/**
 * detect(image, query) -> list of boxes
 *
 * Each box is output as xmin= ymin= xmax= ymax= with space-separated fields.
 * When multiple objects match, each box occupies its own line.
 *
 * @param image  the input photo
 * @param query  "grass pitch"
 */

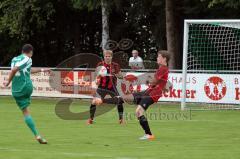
xmin=0 ymin=96 xmax=240 ymax=159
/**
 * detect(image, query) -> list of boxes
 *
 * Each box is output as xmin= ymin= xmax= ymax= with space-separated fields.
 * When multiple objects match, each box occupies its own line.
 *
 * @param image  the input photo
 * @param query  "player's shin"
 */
xmin=90 ymin=104 xmax=96 ymax=120
xmin=117 ymin=97 xmax=124 ymax=120
xmin=117 ymin=104 xmax=124 ymax=120
xmin=138 ymin=115 xmax=152 ymax=135
xmin=136 ymin=106 xmax=152 ymax=135
xmin=24 ymin=115 xmax=39 ymax=136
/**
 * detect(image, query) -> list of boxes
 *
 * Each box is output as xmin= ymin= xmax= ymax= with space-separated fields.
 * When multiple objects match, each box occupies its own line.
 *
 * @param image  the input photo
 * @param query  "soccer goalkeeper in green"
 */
xmin=4 ymin=44 xmax=50 ymax=144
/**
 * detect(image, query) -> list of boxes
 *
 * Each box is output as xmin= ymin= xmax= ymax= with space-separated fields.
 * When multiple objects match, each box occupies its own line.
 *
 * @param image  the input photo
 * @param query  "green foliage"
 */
xmin=206 ymin=0 xmax=240 ymax=8
xmin=117 ymin=0 xmax=165 ymax=60
xmin=71 ymin=0 xmax=124 ymax=14
xmin=0 ymin=0 xmax=55 ymax=39
xmin=1 ymin=0 xmax=240 ymax=67
xmin=71 ymin=0 xmax=101 ymax=11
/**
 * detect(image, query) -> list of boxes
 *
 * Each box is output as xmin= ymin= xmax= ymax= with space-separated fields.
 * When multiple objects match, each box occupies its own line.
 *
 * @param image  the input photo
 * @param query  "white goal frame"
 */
xmin=181 ymin=19 xmax=240 ymax=110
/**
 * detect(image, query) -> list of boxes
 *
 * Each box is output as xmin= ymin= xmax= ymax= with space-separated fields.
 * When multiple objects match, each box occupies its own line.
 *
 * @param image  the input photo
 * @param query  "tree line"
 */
xmin=0 ymin=0 xmax=239 ymax=69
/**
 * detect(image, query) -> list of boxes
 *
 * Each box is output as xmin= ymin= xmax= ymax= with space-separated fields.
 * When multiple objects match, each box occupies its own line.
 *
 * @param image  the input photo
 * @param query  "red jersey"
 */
xmin=97 ymin=61 xmax=120 ymax=89
xmin=146 ymin=65 xmax=169 ymax=102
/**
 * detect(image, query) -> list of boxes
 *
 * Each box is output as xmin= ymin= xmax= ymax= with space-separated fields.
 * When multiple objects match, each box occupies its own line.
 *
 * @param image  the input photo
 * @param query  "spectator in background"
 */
xmin=129 ymin=50 xmax=144 ymax=70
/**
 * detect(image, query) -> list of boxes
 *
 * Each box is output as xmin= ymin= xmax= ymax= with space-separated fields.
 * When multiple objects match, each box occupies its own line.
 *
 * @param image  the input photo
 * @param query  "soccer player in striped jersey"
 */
xmin=121 ymin=50 xmax=170 ymax=140
xmin=87 ymin=50 xmax=124 ymax=124
xmin=4 ymin=44 xmax=50 ymax=144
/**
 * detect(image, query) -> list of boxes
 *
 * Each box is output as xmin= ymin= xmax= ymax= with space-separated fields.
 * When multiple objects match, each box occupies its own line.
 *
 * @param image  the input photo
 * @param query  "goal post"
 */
xmin=181 ymin=19 xmax=240 ymax=110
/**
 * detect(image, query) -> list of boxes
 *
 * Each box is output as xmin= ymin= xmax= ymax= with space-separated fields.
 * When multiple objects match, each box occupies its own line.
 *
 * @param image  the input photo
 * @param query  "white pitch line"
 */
xmin=0 ymin=147 xmax=114 ymax=158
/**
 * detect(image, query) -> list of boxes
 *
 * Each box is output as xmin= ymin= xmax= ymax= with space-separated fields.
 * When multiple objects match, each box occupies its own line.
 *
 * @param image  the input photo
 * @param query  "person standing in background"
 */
xmin=129 ymin=50 xmax=144 ymax=70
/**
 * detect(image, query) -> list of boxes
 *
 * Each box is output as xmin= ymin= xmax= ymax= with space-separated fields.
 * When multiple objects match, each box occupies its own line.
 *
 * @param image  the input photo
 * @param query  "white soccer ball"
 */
xmin=96 ymin=66 xmax=107 ymax=77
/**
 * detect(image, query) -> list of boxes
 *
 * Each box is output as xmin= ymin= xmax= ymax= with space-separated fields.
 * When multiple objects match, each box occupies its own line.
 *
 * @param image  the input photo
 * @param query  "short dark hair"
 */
xmin=22 ymin=44 xmax=33 ymax=53
xmin=158 ymin=50 xmax=171 ymax=63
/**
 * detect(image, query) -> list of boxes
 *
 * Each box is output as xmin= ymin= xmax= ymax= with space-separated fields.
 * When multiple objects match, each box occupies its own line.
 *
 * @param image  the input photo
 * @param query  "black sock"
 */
xmin=138 ymin=115 xmax=152 ymax=135
xmin=117 ymin=104 xmax=124 ymax=120
xmin=90 ymin=104 xmax=96 ymax=120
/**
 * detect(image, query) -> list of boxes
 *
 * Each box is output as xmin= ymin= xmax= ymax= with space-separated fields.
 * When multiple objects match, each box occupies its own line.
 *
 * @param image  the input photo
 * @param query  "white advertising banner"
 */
xmin=119 ymin=72 xmax=240 ymax=104
xmin=0 ymin=70 xmax=239 ymax=104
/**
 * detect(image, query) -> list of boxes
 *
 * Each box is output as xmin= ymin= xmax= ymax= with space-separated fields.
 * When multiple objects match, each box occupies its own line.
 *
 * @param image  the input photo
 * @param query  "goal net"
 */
xmin=181 ymin=20 xmax=240 ymax=110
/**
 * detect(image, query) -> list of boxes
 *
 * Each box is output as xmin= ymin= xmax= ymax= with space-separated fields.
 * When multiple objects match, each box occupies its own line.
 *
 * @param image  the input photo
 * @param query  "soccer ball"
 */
xmin=96 ymin=66 xmax=107 ymax=77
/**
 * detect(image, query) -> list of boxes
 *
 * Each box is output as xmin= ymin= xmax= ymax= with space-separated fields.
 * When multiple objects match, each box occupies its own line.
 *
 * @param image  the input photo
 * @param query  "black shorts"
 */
xmin=95 ymin=87 xmax=123 ymax=105
xmin=95 ymin=86 xmax=119 ymax=99
xmin=133 ymin=91 xmax=154 ymax=110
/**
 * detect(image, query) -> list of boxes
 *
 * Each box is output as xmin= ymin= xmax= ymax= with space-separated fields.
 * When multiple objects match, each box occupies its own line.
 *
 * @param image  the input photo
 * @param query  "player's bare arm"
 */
xmin=148 ymin=76 xmax=158 ymax=86
xmin=4 ymin=66 xmax=19 ymax=87
xmin=151 ymin=77 xmax=172 ymax=92
xmin=146 ymin=75 xmax=162 ymax=86
xmin=146 ymin=68 xmax=171 ymax=92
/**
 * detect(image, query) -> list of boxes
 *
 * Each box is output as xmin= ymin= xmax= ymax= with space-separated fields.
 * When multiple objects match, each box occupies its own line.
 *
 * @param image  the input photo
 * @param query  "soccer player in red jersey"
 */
xmin=87 ymin=50 xmax=124 ymax=124
xmin=122 ymin=50 xmax=171 ymax=140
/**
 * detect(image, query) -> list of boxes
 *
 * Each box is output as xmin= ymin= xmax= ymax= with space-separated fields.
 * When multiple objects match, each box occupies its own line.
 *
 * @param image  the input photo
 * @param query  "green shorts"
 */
xmin=12 ymin=84 xmax=33 ymax=110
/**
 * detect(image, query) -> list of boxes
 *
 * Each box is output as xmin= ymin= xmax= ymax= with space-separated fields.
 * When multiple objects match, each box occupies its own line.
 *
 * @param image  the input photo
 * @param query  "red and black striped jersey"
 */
xmin=97 ymin=61 xmax=121 ymax=89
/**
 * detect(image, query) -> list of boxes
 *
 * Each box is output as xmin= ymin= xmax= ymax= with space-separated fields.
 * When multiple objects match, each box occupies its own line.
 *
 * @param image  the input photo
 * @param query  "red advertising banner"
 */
xmin=78 ymin=71 xmax=94 ymax=95
xmin=61 ymin=71 xmax=74 ymax=94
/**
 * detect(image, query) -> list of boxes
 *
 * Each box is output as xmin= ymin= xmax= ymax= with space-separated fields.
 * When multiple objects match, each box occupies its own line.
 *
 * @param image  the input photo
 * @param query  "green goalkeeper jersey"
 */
xmin=11 ymin=54 xmax=32 ymax=93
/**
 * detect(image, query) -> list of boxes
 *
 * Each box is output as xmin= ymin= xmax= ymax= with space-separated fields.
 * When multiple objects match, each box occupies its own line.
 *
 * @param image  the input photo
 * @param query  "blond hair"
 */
xmin=103 ymin=50 xmax=113 ymax=56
